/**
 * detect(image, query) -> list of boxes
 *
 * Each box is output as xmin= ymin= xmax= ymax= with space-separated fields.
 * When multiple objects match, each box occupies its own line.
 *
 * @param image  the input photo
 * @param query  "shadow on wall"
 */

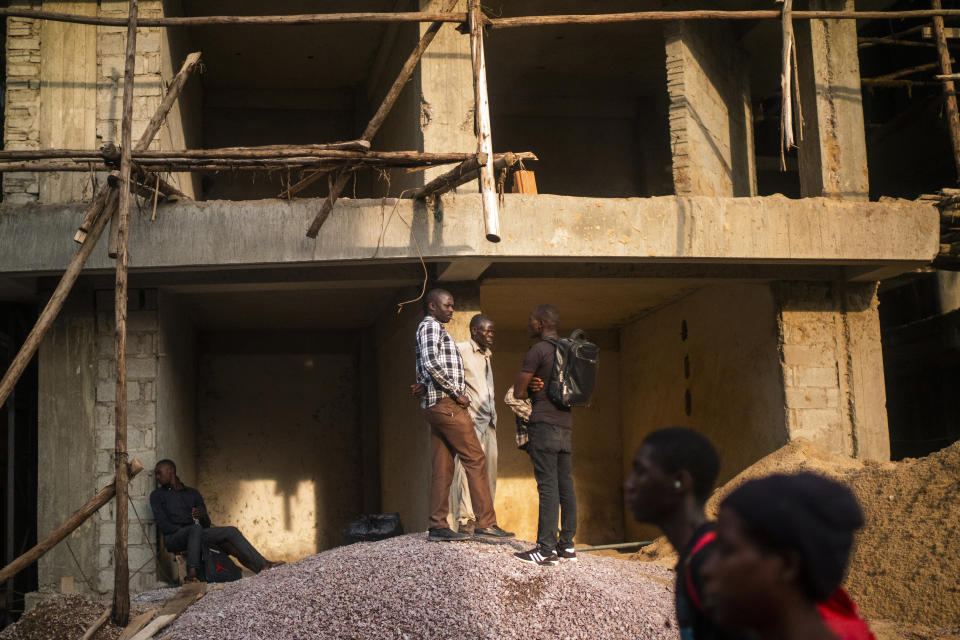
xmin=193 ymin=331 xmax=365 ymax=562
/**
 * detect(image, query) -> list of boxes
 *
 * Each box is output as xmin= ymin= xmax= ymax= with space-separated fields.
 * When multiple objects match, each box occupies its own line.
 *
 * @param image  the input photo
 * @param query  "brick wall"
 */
xmin=776 ymin=282 xmax=890 ymax=461
xmin=93 ymin=288 xmax=160 ymax=593
xmin=3 ymin=1 xmax=42 ymax=204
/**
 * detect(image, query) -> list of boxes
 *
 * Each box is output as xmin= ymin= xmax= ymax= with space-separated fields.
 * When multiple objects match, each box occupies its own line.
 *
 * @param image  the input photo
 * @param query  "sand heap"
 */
xmin=635 ymin=438 xmax=960 ymax=628
xmin=165 ymin=535 xmax=678 ymax=640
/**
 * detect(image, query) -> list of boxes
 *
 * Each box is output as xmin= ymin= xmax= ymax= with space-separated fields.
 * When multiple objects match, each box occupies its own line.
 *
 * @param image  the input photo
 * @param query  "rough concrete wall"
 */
xmin=795 ymin=0 xmax=869 ymax=199
xmin=775 ymin=282 xmax=890 ymax=461
xmin=493 ymin=330 xmax=623 ymax=545
xmin=158 ymin=0 xmax=200 ymax=199
xmin=155 ymin=292 xmax=196 ymax=490
xmin=620 ymin=284 xmax=787 ymax=542
xmin=666 ymin=21 xmax=756 ymax=197
xmin=374 ymin=303 xmax=431 ymax=530
xmin=38 ymin=1 xmax=97 ymax=203
xmin=92 ymin=288 xmax=160 ymax=593
xmin=3 ymin=2 xmax=42 ymax=204
xmin=196 ymin=332 xmax=363 ymax=560
xmin=938 ymin=271 xmax=960 ymax=315
xmin=36 ymin=293 xmax=98 ymax=593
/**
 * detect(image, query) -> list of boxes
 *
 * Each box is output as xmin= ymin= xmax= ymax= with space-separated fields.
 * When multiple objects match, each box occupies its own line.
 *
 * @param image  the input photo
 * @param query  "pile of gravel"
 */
xmin=165 ymin=534 xmax=678 ymax=640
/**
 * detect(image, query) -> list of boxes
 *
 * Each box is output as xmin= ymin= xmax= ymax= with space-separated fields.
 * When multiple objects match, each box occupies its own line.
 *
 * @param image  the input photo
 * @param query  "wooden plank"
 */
xmin=126 ymin=583 xmax=206 ymax=640
xmin=511 ymin=170 xmax=538 ymax=194
xmin=0 ymin=459 xmax=143 ymax=585
xmin=80 ymin=607 xmax=112 ymax=640
xmin=469 ymin=0 xmax=500 ymax=242
xmin=923 ymin=26 xmax=960 ymax=39
xmin=118 ymin=610 xmax=157 ymax=640
xmin=112 ymin=0 xmax=138 ymax=627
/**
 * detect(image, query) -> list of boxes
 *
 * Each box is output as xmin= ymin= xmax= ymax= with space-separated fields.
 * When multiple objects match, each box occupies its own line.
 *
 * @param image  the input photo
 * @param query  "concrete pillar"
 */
xmin=665 ymin=21 xmax=757 ymax=197
xmin=795 ymin=0 xmax=869 ymax=199
xmin=775 ymin=282 xmax=890 ymax=461
xmin=418 ymin=0 xmax=475 ymax=187
xmin=4 ymin=3 xmax=43 ymax=204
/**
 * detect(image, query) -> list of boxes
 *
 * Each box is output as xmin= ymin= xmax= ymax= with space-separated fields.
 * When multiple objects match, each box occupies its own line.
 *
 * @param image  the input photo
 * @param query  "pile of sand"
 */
xmin=165 ymin=535 xmax=679 ymax=640
xmin=0 ymin=594 xmax=120 ymax=640
xmin=634 ymin=438 xmax=960 ymax=628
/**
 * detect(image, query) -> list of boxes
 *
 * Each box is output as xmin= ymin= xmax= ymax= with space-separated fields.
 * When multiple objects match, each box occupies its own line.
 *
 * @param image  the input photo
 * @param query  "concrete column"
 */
xmin=4 ymin=2 xmax=42 ymax=204
xmin=775 ymin=282 xmax=890 ymax=461
xmin=795 ymin=0 xmax=869 ymax=199
xmin=665 ymin=21 xmax=757 ymax=197
xmin=418 ymin=0 xmax=475 ymax=187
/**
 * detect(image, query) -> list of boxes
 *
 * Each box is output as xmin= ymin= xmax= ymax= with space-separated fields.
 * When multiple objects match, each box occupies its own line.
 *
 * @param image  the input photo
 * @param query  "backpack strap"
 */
xmin=684 ymin=529 xmax=717 ymax=614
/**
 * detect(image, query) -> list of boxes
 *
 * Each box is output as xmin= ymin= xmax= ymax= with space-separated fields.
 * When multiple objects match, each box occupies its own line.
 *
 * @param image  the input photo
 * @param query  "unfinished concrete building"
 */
xmin=0 ymin=0 xmax=954 ymax=612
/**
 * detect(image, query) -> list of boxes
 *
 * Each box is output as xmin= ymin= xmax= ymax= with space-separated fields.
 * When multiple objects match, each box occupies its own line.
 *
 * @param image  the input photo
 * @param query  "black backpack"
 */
xmin=545 ymin=330 xmax=599 ymax=408
xmin=202 ymin=547 xmax=242 ymax=583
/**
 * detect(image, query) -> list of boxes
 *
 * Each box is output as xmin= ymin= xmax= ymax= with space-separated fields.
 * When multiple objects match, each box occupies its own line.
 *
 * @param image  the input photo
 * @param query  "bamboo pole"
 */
xmin=487 ymin=9 xmax=960 ymax=28
xmin=112 ymin=0 xmax=137 ymax=627
xmin=134 ymin=52 xmax=201 ymax=153
xmin=0 ymin=8 xmax=466 ymax=27
xmin=0 ymin=459 xmax=143 ymax=585
xmin=305 ymin=0 xmax=459 ymax=238
xmin=933 ymin=0 xmax=960 ymax=183
xmin=0 ymin=190 xmax=115 ymax=408
xmin=469 ymin=0 xmax=500 ymax=242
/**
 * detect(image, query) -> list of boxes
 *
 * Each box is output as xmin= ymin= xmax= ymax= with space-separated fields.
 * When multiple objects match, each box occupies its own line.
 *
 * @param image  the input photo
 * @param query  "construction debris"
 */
xmin=0 ymin=595 xmax=122 ymax=640
xmin=164 ymin=534 xmax=678 ymax=640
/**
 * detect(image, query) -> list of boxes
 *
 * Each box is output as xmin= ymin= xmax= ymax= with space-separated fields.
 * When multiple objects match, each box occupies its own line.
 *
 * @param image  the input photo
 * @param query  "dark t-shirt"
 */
xmin=521 ymin=339 xmax=572 ymax=429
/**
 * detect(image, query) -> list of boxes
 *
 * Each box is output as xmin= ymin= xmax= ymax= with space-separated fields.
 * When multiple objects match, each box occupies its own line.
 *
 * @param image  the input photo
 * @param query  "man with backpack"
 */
xmin=511 ymin=304 xmax=578 ymax=565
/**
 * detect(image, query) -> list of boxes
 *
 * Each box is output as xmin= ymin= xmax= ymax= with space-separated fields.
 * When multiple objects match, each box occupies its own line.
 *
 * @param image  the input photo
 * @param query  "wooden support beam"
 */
xmin=469 ymin=0 xmax=499 ymax=243
xmin=305 ymin=0 xmax=459 ymax=238
xmin=0 ymin=459 xmax=143 ymax=585
xmin=0 ymin=189 xmax=115 ymax=409
xmin=112 ymin=0 xmax=137 ymax=627
xmin=81 ymin=607 xmax=112 ymax=640
xmin=133 ymin=51 xmax=201 ymax=153
xmin=74 ymin=183 xmax=115 ymax=244
xmin=0 ymin=8 xmax=467 ymax=27
xmin=405 ymin=151 xmax=537 ymax=199
xmin=933 ymin=0 xmax=960 ymax=184
xmin=859 ymin=36 xmax=937 ymax=49
xmin=869 ymin=59 xmax=950 ymax=82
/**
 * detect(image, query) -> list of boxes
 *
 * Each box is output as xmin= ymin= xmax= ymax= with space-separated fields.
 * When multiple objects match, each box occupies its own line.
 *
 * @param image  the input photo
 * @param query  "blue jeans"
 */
xmin=526 ymin=422 xmax=577 ymax=550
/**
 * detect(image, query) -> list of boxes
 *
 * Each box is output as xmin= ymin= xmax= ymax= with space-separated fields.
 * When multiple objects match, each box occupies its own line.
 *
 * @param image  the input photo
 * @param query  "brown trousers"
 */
xmin=424 ymin=397 xmax=496 ymax=530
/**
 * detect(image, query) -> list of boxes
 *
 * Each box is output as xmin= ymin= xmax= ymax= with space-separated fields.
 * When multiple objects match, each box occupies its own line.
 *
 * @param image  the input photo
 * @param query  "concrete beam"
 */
xmin=0 ymin=193 xmax=939 ymax=277
xmin=436 ymin=258 xmax=491 ymax=282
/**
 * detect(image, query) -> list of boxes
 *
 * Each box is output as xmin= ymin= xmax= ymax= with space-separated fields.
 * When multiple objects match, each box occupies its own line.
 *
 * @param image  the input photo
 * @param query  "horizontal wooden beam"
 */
xmin=0 ymin=8 xmax=466 ymax=27
xmin=487 ymin=9 xmax=960 ymax=28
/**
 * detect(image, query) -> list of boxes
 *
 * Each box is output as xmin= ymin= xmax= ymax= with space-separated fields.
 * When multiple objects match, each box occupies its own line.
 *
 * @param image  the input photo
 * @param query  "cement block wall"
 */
xmin=619 ymin=284 xmax=787 ymax=541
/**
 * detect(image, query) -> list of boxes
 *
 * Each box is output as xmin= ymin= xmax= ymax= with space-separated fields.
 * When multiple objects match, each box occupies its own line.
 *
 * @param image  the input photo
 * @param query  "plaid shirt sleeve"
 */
xmin=416 ymin=318 xmax=464 ymax=400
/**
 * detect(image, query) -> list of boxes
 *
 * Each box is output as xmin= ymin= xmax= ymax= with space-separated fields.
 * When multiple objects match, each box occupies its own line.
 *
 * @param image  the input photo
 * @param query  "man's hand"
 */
xmin=455 ymin=394 xmax=471 ymax=408
xmin=191 ymin=507 xmax=203 ymax=519
xmin=528 ymin=377 xmax=544 ymax=393
xmin=410 ymin=383 xmax=426 ymax=398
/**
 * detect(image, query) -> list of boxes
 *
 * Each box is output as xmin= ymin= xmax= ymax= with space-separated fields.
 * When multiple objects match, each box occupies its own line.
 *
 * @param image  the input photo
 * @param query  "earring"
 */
xmin=674 ymin=481 xmax=682 ymax=489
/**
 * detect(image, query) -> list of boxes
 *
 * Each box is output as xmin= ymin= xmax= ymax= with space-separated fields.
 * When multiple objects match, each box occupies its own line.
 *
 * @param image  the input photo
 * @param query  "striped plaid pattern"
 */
xmin=415 ymin=315 xmax=465 ymax=409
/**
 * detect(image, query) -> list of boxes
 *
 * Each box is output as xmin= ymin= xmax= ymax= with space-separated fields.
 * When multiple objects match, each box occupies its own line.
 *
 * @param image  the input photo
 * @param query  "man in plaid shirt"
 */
xmin=415 ymin=289 xmax=514 ymax=542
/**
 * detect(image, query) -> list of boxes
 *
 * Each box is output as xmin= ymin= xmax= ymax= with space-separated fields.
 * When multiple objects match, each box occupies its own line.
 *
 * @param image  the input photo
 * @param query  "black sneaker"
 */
xmin=556 ymin=546 xmax=577 ymax=563
xmin=514 ymin=547 xmax=559 ymax=566
xmin=427 ymin=527 xmax=471 ymax=542
xmin=474 ymin=525 xmax=515 ymax=539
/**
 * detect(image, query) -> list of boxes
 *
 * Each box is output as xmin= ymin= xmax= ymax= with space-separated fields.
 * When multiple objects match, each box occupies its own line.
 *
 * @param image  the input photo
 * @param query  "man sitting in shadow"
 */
xmin=149 ymin=458 xmax=283 ymax=582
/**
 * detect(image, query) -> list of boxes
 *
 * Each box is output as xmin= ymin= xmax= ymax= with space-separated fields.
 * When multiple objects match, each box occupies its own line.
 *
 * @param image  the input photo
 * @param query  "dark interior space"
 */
xmin=857 ymin=0 xmax=960 ymax=200
xmin=0 ymin=303 xmax=39 ymax=627
xmin=485 ymin=0 xmax=673 ymax=198
xmin=879 ymin=274 xmax=960 ymax=460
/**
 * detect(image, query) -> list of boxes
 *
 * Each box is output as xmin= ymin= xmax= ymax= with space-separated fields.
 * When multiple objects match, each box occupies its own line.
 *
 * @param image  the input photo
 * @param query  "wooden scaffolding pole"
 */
xmin=406 ymin=151 xmax=537 ymax=200
xmin=0 ymin=8 xmax=466 ymax=27
xmin=0 ymin=459 xmax=143 ymax=586
xmin=134 ymin=51 xmax=201 ymax=153
xmin=0 ymin=191 xmax=115 ymax=410
xmin=305 ymin=0 xmax=459 ymax=238
xmin=112 ymin=0 xmax=137 ymax=627
xmin=932 ymin=0 xmax=960 ymax=183
xmin=469 ymin=0 xmax=499 ymax=242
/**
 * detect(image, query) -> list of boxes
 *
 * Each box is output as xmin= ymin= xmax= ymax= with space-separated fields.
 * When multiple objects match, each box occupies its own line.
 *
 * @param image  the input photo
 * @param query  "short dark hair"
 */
xmin=641 ymin=427 xmax=720 ymax=503
xmin=470 ymin=314 xmax=493 ymax=331
xmin=423 ymin=288 xmax=451 ymax=313
xmin=722 ymin=473 xmax=864 ymax=600
xmin=532 ymin=304 xmax=559 ymax=327
xmin=155 ymin=459 xmax=176 ymax=472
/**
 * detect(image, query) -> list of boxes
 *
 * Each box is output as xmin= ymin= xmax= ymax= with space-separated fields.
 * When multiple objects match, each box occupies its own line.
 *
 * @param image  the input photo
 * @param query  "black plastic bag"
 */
xmin=342 ymin=513 xmax=404 ymax=545
xmin=202 ymin=547 xmax=243 ymax=582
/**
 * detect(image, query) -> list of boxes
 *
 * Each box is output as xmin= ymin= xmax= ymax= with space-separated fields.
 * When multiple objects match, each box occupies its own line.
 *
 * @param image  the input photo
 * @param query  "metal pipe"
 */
xmin=577 ymin=541 xmax=654 ymax=553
